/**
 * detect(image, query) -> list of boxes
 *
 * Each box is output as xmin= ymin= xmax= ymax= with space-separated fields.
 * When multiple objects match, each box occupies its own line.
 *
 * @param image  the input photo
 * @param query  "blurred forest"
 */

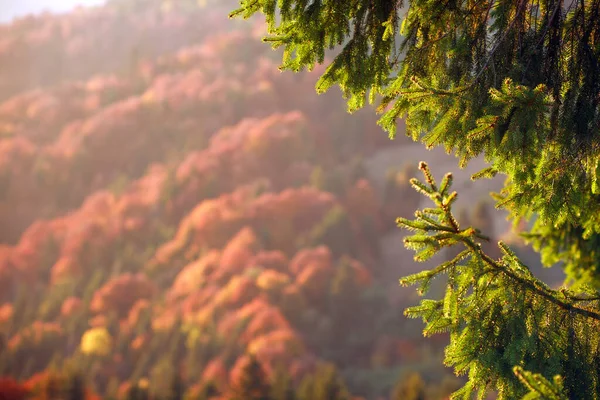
xmin=0 ymin=0 xmax=548 ymax=399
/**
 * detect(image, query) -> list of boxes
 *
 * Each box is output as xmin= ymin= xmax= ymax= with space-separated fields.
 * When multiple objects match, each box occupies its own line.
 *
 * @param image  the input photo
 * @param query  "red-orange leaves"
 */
xmin=296 ymin=261 xmax=335 ymax=304
xmin=0 ymin=303 xmax=12 ymax=327
xmin=8 ymin=322 xmax=66 ymax=376
xmin=0 ymin=377 xmax=29 ymax=400
xmin=213 ymin=276 xmax=259 ymax=310
xmin=249 ymin=250 xmax=289 ymax=273
xmin=241 ymin=307 xmax=291 ymax=343
xmin=90 ymin=273 xmax=156 ymax=319
xmin=201 ymin=358 xmax=228 ymax=391
xmin=60 ymin=296 xmax=82 ymax=318
xmin=169 ymin=250 xmax=221 ymax=301
xmin=215 ymin=228 xmax=260 ymax=282
xmin=289 ymin=246 xmax=332 ymax=276
xmin=345 ymin=258 xmax=373 ymax=288
xmin=255 ymin=269 xmax=290 ymax=293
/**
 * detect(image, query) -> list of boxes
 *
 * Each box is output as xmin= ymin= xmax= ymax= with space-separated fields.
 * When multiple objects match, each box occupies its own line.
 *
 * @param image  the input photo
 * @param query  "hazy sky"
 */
xmin=1 ymin=0 xmax=106 ymax=23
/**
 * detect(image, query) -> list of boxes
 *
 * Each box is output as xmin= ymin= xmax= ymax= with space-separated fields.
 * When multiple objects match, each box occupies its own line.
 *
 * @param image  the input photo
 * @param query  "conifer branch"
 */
xmin=398 ymin=162 xmax=600 ymax=398
xmin=400 ymin=162 xmax=600 ymax=322
xmin=475 ymin=247 xmax=600 ymax=322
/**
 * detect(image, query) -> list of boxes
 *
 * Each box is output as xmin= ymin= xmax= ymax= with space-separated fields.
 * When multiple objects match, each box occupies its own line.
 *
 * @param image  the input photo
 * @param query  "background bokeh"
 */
xmin=0 ymin=1 xmax=557 ymax=399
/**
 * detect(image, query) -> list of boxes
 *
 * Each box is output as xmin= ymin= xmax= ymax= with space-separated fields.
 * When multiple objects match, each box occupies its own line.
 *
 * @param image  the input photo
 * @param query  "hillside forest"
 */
xmin=0 ymin=0 xmax=549 ymax=399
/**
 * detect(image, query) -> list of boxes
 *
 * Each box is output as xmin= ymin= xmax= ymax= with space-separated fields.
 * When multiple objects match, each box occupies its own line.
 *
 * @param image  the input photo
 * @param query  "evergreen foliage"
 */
xmin=230 ymin=0 xmax=600 ymax=398
xmin=391 ymin=371 xmax=425 ymax=400
xmin=195 ymin=381 xmax=220 ymax=400
xmin=398 ymin=163 xmax=600 ymax=399
xmin=313 ymin=363 xmax=352 ymax=400
xmin=229 ymin=355 xmax=272 ymax=400
xmin=0 ymin=1 xmax=466 ymax=398
xmin=127 ymin=380 xmax=150 ymax=400
xmin=65 ymin=372 xmax=86 ymax=400
xmin=270 ymin=367 xmax=297 ymax=400
xmin=167 ymin=370 xmax=185 ymax=400
xmin=302 ymin=205 xmax=355 ymax=257
xmin=296 ymin=373 xmax=315 ymax=400
xmin=330 ymin=257 xmax=361 ymax=325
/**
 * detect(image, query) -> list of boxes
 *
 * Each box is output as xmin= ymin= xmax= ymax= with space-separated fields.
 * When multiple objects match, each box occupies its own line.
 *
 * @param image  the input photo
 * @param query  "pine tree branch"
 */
xmin=398 ymin=162 xmax=600 ymax=397
xmin=474 ymin=246 xmax=600 ymax=322
xmin=403 ymin=162 xmax=600 ymax=322
xmin=470 ymin=0 xmax=530 ymax=85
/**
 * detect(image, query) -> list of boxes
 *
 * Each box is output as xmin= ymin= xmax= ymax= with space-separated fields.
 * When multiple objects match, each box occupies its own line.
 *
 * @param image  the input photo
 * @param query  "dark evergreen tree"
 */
xmin=196 ymin=380 xmax=219 ymax=400
xmin=231 ymin=0 xmax=600 ymax=398
xmin=302 ymin=205 xmax=356 ymax=258
xmin=167 ymin=370 xmax=184 ymax=400
xmin=311 ymin=364 xmax=351 ymax=400
xmin=40 ymin=373 xmax=64 ymax=400
xmin=309 ymin=166 xmax=326 ymax=191
xmin=330 ymin=257 xmax=361 ymax=327
xmin=270 ymin=367 xmax=297 ymax=400
xmin=327 ymin=258 xmax=370 ymax=364
xmin=65 ymin=372 xmax=86 ymax=400
xmin=391 ymin=372 xmax=426 ymax=400
xmin=126 ymin=381 xmax=149 ymax=400
xmin=229 ymin=355 xmax=272 ymax=400
xmin=295 ymin=374 xmax=315 ymax=400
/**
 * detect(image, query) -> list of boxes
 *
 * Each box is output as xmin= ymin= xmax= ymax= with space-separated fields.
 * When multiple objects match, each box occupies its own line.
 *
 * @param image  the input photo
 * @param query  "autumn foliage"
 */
xmin=0 ymin=1 xmax=467 ymax=399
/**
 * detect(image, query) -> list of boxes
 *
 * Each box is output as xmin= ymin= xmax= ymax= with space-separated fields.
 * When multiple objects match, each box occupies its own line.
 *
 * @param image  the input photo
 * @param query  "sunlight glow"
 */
xmin=1 ymin=0 xmax=107 ymax=23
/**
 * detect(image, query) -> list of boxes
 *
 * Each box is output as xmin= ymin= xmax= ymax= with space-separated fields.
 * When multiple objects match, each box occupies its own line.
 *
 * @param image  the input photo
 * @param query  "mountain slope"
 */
xmin=0 ymin=1 xmax=512 ymax=399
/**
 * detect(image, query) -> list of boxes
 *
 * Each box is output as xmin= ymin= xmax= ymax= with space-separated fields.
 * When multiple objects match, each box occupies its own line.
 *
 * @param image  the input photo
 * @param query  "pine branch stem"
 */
xmin=472 ymin=244 xmax=600 ymax=321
